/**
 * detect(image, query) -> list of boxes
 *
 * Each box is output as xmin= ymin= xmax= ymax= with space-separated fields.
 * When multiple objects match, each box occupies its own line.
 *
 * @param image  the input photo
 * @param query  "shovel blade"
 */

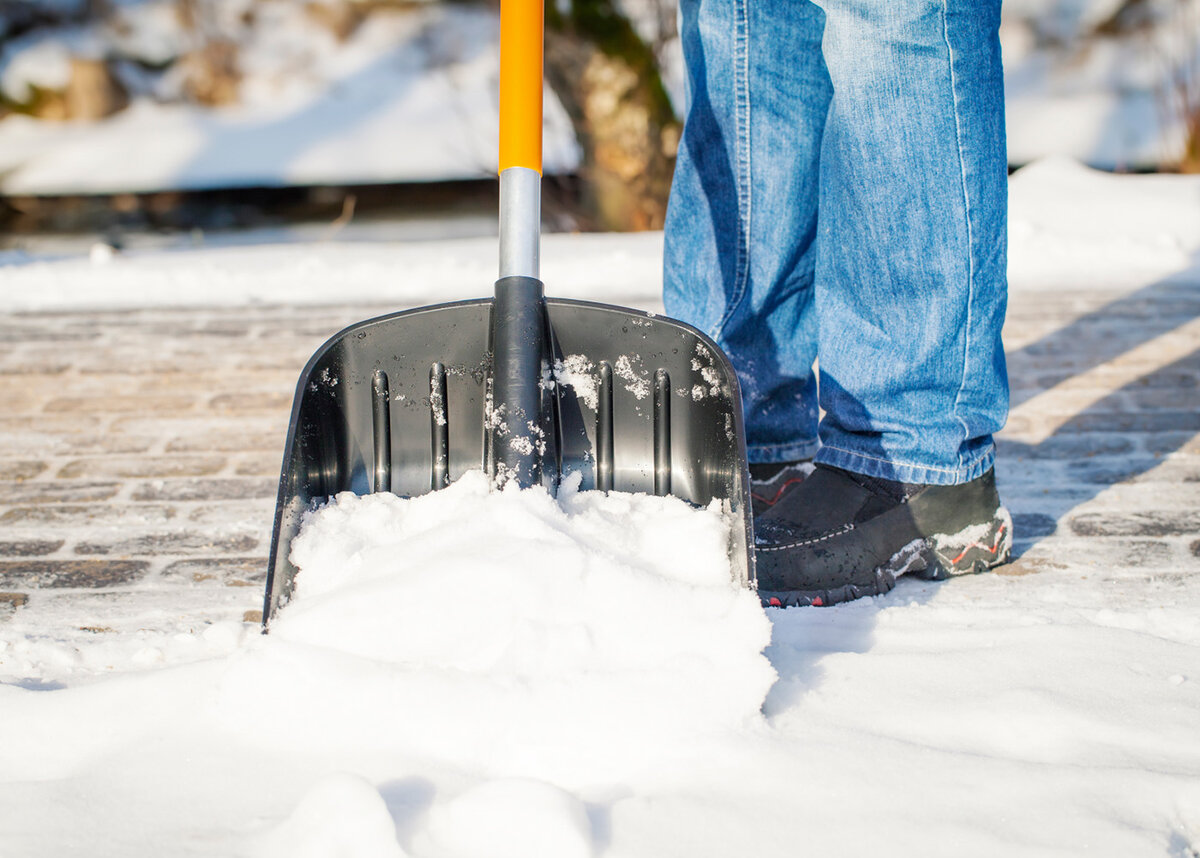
xmin=263 ymin=298 xmax=754 ymax=623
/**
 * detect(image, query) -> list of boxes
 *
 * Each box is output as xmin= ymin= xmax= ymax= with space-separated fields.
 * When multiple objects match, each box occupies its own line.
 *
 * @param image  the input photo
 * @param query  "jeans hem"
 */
xmin=747 ymin=439 xmax=820 ymax=465
xmin=814 ymin=443 xmax=995 ymax=486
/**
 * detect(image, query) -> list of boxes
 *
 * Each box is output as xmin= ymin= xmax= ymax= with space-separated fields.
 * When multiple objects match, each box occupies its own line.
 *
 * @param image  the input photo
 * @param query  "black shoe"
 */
xmin=754 ymin=464 xmax=1012 ymax=608
xmin=749 ymin=460 xmax=814 ymax=517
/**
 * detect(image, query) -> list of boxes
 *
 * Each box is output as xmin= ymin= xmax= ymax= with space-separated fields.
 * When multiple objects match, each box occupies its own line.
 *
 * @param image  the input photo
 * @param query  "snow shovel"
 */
xmin=261 ymin=0 xmax=755 ymax=626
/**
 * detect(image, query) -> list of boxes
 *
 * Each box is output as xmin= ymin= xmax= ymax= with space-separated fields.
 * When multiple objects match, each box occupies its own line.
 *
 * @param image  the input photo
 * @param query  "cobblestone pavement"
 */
xmin=0 ymin=280 xmax=1198 ymax=630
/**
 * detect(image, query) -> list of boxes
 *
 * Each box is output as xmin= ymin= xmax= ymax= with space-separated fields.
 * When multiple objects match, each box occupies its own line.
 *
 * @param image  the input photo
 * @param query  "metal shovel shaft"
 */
xmin=499 ymin=167 xmax=541 ymax=280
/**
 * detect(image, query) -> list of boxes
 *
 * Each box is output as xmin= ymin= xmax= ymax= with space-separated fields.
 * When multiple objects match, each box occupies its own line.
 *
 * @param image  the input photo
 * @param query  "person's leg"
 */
xmin=812 ymin=0 xmax=1009 ymax=485
xmin=755 ymin=0 xmax=1012 ymax=606
xmin=663 ymin=0 xmax=830 ymax=466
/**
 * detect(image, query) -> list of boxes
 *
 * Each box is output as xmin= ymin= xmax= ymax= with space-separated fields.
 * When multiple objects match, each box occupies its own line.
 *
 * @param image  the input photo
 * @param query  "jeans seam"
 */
xmin=715 ymin=0 xmax=751 ymax=338
xmin=941 ymin=0 xmax=975 ymax=469
xmin=818 ymin=444 xmax=983 ymax=477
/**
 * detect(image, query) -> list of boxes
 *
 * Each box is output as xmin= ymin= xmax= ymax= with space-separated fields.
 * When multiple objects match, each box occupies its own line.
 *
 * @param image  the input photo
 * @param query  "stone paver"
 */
xmin=0 ymin=303 xmax=374 ymax=623
xmin=996 ymin=280 xmax=1200 ymax=586
xmin=0 ymin=281 xmax=1197 ymax=628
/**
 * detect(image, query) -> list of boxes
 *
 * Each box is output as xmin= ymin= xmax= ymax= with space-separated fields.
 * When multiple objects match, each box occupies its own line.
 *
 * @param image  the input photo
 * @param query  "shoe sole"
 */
xmin=759 ymin=507 xmax=1013 ymax=608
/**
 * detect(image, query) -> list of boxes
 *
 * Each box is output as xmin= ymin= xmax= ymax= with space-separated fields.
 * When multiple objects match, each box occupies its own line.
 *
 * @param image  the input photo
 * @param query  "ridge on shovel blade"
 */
xmin=262 ymin=294 xmax=756 ymax=626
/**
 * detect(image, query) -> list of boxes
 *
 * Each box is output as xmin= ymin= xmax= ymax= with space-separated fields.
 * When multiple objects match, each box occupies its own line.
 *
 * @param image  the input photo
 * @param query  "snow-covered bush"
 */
xmin=1002 ymin=0 xmax=1200 ymax=171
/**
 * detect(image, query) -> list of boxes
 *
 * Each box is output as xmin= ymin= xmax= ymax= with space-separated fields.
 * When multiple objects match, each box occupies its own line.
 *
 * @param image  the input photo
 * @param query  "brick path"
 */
xmin=0 ymin=280 xmax=1198 ymax=630
xmin=0 ymin=303 xmax=380 ymax=627
xmin=997 ymin=279 xmax=1200 ymax=595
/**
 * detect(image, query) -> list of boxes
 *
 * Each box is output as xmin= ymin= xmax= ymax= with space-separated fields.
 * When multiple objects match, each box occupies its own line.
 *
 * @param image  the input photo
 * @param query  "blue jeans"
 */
xmin=663 ymin=0 xmax=1009 ymax=486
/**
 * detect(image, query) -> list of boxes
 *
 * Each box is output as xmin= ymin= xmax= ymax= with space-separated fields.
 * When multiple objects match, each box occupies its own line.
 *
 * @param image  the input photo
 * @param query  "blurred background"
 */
xmin=0 ymin=0 xmax=1197 ymax=241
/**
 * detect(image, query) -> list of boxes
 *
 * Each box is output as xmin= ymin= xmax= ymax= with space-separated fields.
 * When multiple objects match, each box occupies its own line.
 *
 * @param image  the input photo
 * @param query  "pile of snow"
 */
xmin=256 ymin=773 xmax=411 ymax=858
xmin=230 ymin=472 xmax=774 ymax=855
xmin=236 ymin=472 xmax=773 ymax=786
xmin=1008 ymin=157 xmax=1200 ymax=288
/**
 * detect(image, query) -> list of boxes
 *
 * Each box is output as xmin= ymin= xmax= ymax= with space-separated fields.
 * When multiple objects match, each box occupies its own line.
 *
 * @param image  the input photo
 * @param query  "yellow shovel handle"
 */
xmin=499 ymin=0 xmax=543 ymax=174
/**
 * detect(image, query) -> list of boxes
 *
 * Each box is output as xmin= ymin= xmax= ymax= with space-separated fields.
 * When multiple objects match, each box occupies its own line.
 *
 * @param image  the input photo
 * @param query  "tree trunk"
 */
xmin=545 ymin=0 xmax=680 ymax=231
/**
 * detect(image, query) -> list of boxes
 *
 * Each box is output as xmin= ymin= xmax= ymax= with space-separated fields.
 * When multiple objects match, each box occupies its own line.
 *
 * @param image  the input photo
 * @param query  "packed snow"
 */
xmin=549 ymin=355 xmax=599 ymax=410
xmin=3 ymin=158 xmax=1199 ymax=314
xmin=1 ymin=158 xmax=1199 ymax=856
xmin=256 ymin=473 xmax=772 ymax=786
xmin=0 ymin=229 xmax=665 ymax=312
xmin=1009 ymin=157 xmax=1200 ymax=289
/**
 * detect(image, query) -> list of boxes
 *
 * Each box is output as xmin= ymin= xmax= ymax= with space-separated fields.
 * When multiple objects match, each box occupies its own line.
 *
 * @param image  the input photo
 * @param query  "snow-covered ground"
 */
xmin=1 ymin=158 xmax=1199 ymax=856
xmin=2 ymin=156 xmax=1197 ymax=313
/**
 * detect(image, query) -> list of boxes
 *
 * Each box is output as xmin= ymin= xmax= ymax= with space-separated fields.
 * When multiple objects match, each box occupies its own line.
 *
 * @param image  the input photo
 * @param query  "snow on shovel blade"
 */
xmin=263 ymin=298 xmax=755 ymax=625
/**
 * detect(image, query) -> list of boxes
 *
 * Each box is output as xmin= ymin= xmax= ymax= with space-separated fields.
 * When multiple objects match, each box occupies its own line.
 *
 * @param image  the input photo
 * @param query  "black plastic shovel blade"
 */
xmin=263 ymin=297 xmax=755 ymax=624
